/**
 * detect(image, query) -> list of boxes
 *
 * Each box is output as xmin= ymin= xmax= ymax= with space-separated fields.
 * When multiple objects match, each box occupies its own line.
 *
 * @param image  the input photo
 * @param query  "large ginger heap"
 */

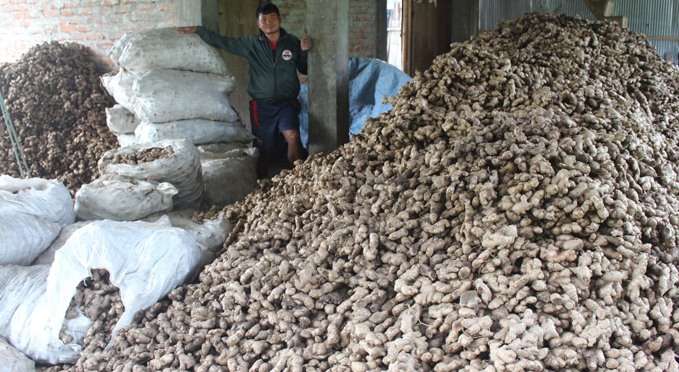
xmin=69 ymin=13 xmax=678 ymax=371
xmin=0 ymin=42 xmax=117 ymax=194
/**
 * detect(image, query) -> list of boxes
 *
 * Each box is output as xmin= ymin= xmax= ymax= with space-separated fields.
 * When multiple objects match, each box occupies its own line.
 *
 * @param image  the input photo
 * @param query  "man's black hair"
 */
xmin=256 ymin=3 xmax=280 ymax=17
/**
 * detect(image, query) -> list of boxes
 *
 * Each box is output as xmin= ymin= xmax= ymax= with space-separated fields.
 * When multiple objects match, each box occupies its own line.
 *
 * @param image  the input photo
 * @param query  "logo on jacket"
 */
xmin=282 ymin=50 xmax=292 ymax=60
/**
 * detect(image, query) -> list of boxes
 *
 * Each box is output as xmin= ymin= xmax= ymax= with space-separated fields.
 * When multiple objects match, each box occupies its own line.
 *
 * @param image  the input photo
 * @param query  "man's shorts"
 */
xmin=249 ymin=99 xmax=300 ymax=155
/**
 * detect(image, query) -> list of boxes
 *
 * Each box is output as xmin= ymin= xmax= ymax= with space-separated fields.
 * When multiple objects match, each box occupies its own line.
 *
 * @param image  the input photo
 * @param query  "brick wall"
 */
xmin=0 ymin=0 xmax=184 ymax=70
xmin=0 ymin=0 xmax=379 ymax=71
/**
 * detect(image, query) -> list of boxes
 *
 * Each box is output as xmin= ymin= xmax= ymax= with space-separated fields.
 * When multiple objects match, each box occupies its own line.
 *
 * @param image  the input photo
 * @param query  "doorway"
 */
xmin=386 ymin=0 xmax=403 ymax=70
xmin=395 ymin=0 xmax=453 ymax=76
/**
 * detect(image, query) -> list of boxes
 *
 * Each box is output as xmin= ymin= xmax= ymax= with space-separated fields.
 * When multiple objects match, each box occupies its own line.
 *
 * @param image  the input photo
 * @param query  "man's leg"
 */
xmin=282 ymin=129 xmax=303 ymax=164
xmin=250 ymin=100 xmax=275 ymax=179
xmin=278 ymin=101 xmax=305 ymax=166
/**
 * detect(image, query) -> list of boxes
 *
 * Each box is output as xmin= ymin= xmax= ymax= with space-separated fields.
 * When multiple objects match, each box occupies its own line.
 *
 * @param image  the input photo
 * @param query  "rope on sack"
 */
xmin=0 ymin=89 xmax=31 ymax=178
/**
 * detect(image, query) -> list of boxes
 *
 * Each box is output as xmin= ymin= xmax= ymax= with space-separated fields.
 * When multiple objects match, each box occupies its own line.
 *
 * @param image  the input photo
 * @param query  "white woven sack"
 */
xmin=101 ymin=69 xmax=136 ymax=112
xmin=116 ymin=133 xmax=137 ymax=147
xmin=98 ymin=139 xmax=204 ymax=210
xmin=198 ymin=142 xmax=249 ymax=153
xmin=135 ymin=119 xmax=253 ymax=145
xmin=0 ymin=265 xmax=48 ymax=364
xmin=200 ymin=147 xmax=258 ymax=206
xmin=110 ymin=27 xmax=230 ymax=76
xmin=0 ymin=176 xmax=75 ymax=225
xmin=0 ymin=176 xmax=75 ymax=265
xmin=106 ymin=104 xmax=140 ymax=135
xmin=75 ymin=175 xmax=177 ymax=221
xmin=0 ymin=336 xmax=34 ymax=372
xmin=0 ymin=213 xmax=61 ymax=266
xmin=132 ymin=69 xmax=237 ymax=123
xmin=143 ymin=210 xmax=232 ymax=267
xmin=32 ymin=222 xmax=92 ymax=266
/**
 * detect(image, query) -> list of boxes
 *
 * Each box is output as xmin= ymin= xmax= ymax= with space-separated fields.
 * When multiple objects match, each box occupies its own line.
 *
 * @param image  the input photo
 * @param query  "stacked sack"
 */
xmin=0 ymin=175 xmax=205 ymax=366
xmin=85 ymin=28 xmax=258 ymax=221
xmin=0 ymin=175 xmax=75 ymax=266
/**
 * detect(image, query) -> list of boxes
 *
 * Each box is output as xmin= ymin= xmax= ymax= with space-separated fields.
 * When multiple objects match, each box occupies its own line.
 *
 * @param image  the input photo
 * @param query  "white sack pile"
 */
xmin=96 ymin=27 xmax=257 ymax=212
xmin=0 ymin=219 xmax=201 ymax=365
xmin=101 ymin=27 xmax=242 ymax=128
xmin=0 ymin=176 xmax=231 ymax=368
xmin=70 ymin=13 xmax=679 ymax=371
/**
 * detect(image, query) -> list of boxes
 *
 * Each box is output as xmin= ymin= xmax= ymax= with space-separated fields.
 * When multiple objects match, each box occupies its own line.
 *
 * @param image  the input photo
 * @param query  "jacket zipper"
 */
xmin=271 ymin=41 xmax=277 ymax=100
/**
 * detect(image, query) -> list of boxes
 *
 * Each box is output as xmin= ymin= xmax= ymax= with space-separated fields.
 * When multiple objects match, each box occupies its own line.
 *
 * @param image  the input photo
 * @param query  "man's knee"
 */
xmin=282 ymin=129 xmax=301 ymax=144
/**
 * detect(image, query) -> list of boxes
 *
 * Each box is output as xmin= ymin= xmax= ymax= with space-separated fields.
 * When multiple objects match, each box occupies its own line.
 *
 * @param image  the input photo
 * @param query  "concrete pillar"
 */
xmin=306 ymin=0 xmax=350 ymax=156
xmin=172 ymin=0 xmax=219 ymax=30
xmin=173 ymin=0 xmax=201 ymax=26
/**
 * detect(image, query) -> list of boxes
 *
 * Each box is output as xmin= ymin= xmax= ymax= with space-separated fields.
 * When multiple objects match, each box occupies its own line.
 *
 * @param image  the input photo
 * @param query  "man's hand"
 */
xmin=301 ymin=34 xmax=312 ymax=51
xmin=177 ymin=26 xmax=197 ymax=34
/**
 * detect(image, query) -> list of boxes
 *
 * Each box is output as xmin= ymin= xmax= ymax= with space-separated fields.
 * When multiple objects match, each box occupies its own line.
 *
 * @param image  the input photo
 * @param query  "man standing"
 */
xmin=179 ymin=3 xmax=312 ymax=178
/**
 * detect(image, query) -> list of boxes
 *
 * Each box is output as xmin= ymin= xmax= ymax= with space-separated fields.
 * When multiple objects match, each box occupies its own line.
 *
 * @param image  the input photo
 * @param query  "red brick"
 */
xmin=86 ymin=32 xmax=104 ymax=40
xmin=11 ymin=11 xmax=31 ymax=19
xmin=60 ymin=23 xmax=76 ymax=32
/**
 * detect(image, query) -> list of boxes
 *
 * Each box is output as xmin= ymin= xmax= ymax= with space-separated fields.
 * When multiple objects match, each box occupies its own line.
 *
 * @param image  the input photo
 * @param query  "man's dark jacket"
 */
xmin=196 ymin=26 xmax=307 ymax=105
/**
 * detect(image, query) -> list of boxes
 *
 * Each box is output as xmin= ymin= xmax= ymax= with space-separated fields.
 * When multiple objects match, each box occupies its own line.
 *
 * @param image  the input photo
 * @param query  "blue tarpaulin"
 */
xmin=298 ymin=58 xmax=412 ymax=148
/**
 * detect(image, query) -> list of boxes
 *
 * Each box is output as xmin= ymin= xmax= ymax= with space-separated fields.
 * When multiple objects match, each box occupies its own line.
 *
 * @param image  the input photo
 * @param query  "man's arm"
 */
xmin=301 ymin=33 xmax=312 ymax=52
xmin=177 ymin=26 xmax=250 ymax=58
xmin=298 ymin=33 xmax=312 ymax=74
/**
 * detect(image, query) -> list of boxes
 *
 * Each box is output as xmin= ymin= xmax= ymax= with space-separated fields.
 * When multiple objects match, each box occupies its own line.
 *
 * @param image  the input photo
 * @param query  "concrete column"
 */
xmin=306 ymin=0 xmax=350 ymax=156
xmin=172 ymin=0 xmax=219 ymax=29
xmin=173 ymin=0 xmax=201 ymax=26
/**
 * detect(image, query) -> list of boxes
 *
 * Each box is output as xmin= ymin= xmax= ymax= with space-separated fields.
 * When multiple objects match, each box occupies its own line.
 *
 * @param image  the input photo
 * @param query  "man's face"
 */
xmin=258 ymin=12 xmax=281 ymax=35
